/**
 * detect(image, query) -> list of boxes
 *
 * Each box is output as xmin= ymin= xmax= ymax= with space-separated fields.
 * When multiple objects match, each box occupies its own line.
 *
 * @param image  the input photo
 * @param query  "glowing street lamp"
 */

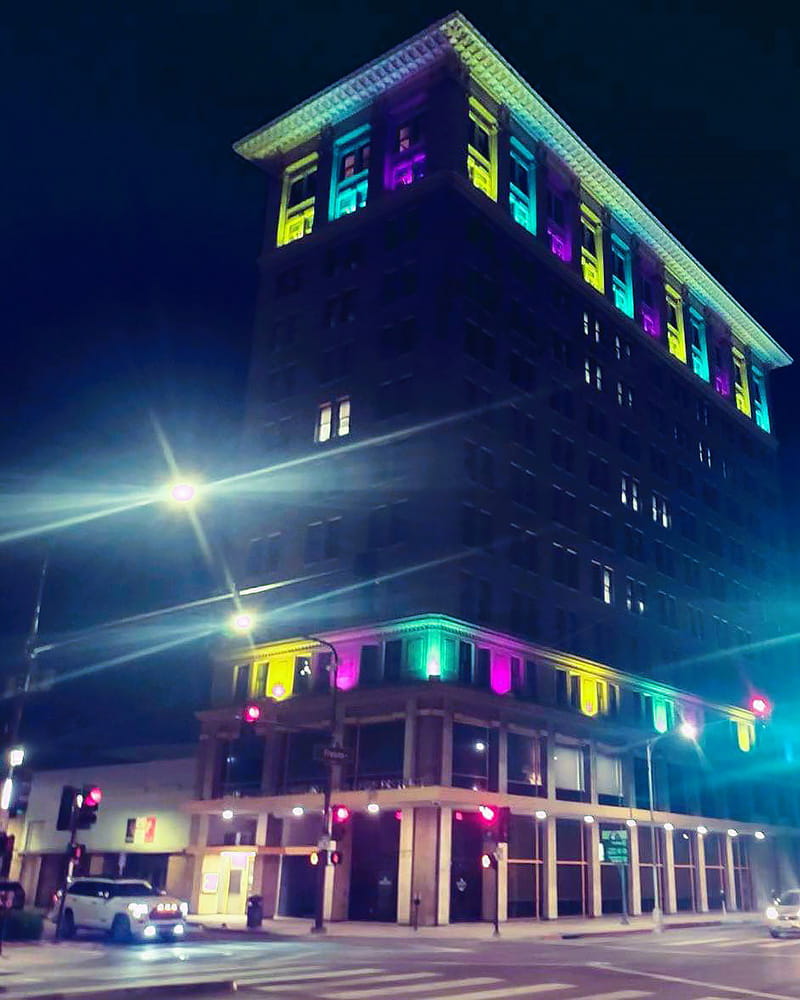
xmin=8 ymin=748 xmax=24 ymax=769
xmin=678 ymin=721 xmax=698 ymax=741
xmin=231 ymin=611 xmax=254 ymax=633
xmin=169 ymin=482 xmax=197 ymax=504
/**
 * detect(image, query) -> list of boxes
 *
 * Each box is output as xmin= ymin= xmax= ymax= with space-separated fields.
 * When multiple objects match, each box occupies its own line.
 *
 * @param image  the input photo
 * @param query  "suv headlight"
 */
xmin=179 ymin=902 xmax=188 ymax=917
xmin=128 ymin=903 xmax=149 ymax=920
xmin=766 ymin=906 xmax=779 ymax=920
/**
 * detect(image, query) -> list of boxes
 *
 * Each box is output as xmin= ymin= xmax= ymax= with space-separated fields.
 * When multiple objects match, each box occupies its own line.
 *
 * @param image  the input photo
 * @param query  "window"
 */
xmin=698 ymin=440 xmax=713 ymax=468
xmin=315 ymin=397 xmax=350 ymax=442
xmin=640 ymin=274 xmax=661 ymax=338
xmin=467 ymin=98 xmax=497 ymax=200
xmin=304 ymin=518 xmax=342 ymax=562
xmin=624 ymin=525 xmax=645 ymax=561
xmin=330 ymin=127 xmax=370 ymax=219
xmin=387 ymin=111 xmax=425 ymax=188
xmin=751 ymin=365 xmax=770 ymax=432
xmin=464 ymin=441 xmax=494 ymax=487
xmin=277 ymin=154 xmax=318 ymax=246
xmin=620 ymin=473 xmax=640 ymax=511
xmin=323 ymin=289 xmax=358 ymax=327
xmin=509 ymin=352 xmax=535 ymax=390
xmin=610 ymin=234 xmax=634 ymax=317
xmin=510 ymin=464 xmax=537 ymax=509
xmin=550 ymin=384 xmax=575 ymax=420
xmin=665 ymin=284 xmax=687 ymax=363
xmin=553 ymin=744 xmax=584 ymax=793
xmin=552 ymin=542 xmax=579 ymax=589
xmin=461 ymin=504 xmax=493 ymax=548
xmin=732 ymin=347 xmax=751 ymax=417
xmin=375 ymin=375 xmax=413 ymax=419
xmin=653 ymin=540 xmax=675 ymax=576
xmin=616 ymin=380 xmax=633 ymax=407
xmin=589 ymin=506 xmax=614 ymax=547
xmin=552 ymin=485 xmax=577 ymax=529
xmin=510 ymin=408 xmax=536 ymax=450
xmin=319 ymin=342 xmax=353 ymax=382
xmin=688 ymin=605 xmax=704 ymax=638
xmin=509 ymin=525 xmax=538 ymax=572
xmin=584 ymin=358 xmax=603 ymax=391
xmin=245 ymin=533 xmax=282 ymax=576
xmin=591 ymin=561 xmax=614 ymax=604
xmin=379 ymin=317 xmax=417 ymax=358
xmin=588 ymin=454 xmax=610 ymax=493
xmin=596 ymin=754 xmax=623 ymax=800
xmin=615 ymin=333 xmax=632 ymax=361
xmin=651 ymin=492 xmax=671 ymax=529
xmin=586 ymin=403 xmax=608 ymax=440
xmin=381 ymin=264 xmax=417 ymax=303
xmin=688 ymin=309 xmax=710 ymax=381
xmin=619 ymin=425 xmax=640 ymax=459
xmin=464 ymin=321 xmax=495 ymax=368
xmin=583 ymin=310 xmax=601 ymax=343
xmin=551 ymin=432 xmax=575 ymax=473
xmin=650 ymin=446 xmax=669 ymax=480
xmin=367 ymin=501 xmax=408 ymax=548
xmin=625 ymin=577 xmax=646 ymax=614
xmin=580 ymin=203 xmax=604 ymax=292
xmin=546 ymin=186 xmax=571 ymax=261
xmin=509 ymin=138 xmax=536 ymax=233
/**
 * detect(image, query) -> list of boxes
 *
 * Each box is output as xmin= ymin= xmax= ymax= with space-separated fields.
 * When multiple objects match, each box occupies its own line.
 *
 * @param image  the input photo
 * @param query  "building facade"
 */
xmin=186 ymin=14 xmax=797 ymax=922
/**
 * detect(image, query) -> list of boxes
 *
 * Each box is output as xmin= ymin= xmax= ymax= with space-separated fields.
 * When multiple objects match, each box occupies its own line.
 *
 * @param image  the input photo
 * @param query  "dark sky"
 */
xmin=2 ymin=0 xmax=799 ymax=761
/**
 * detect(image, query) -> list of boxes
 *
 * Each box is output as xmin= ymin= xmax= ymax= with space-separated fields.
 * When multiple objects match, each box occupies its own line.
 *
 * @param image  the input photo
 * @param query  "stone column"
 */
xmin=396 ymin=807 xmax=414 ymax=924
xmin=497 ymin=843 xmax=508 ymax=923
xmin=587 ymin=822 xmax=602 ymax=917
xmin=411 ymin=806 xmax=440 ymax=927
xmin=437 ymin=807 xmax=452 ymax=925
xmin=724 ymin=835 xmax=738 ymax=912
xmin=694 ymin=833 xmax=709 ymax=913
xmin=628 ymin=825 xmax=642 ymax=916
xmin=662 ymin=826 xmax=678 ymax=914
xmin=441 ymin=712 xmax=453 ymax=786
xmin=189 ymin=814 xmax=210 ymax=913
xmin=543 ymin=816 xmax=558 ymax=919
xmin=403 ymin=699 xmax=417 ymax=785
xmin=497 ymin=723 xmax=508 ymax=793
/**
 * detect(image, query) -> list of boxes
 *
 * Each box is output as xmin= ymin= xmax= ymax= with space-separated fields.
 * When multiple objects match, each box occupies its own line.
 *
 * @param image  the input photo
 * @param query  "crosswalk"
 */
xmin=658 ymin=933 xmax=800 ymax=950
xmin=241 ymin=962 xmax=754 ymax=999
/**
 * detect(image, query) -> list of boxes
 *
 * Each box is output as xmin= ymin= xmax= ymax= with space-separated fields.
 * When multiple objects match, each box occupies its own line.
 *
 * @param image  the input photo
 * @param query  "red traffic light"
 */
xmin=478 ymin=805 xmax=497 ymax=824
xmin=749 ymin=694 xmax=771 ymax=718
xmin=85 ymin=787 xmax=102 ymax=807
xmin=330 ymin=850 xmax=342 ymax=866
xmin=333 ymin=805 xmax=350 ymax=823
xmin=243 ymin=703 xmax=261 ymax=723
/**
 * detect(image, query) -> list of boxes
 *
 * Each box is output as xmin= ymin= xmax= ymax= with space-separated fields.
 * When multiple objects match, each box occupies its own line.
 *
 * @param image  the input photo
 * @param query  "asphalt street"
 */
xmin=6 ymin=924 xmax=800 ymax=999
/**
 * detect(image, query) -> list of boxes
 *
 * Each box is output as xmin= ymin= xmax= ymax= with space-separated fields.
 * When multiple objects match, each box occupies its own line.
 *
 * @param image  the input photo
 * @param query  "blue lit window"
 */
xmin=330 ymin=126 xmax=371 ymax=220
xmin=688 ymin=308 xmax=710 ymax=382
xmin=508 ymin=138 xmax=535 ymax=234
xmin=751 ymin=365 xmax=770 ymax=432
xmin=610 ymin=234 xmax=633 ymax=318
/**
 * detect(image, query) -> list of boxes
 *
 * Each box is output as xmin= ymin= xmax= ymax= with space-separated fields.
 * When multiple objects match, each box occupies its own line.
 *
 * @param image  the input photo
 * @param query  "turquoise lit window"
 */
xmin=688 ymin=308 xmax=710 ymax=382
xmin=751 ymin=365 xmax=770 ymax=432
xmin=610 ymin=234 xmax=633 ymax=318
xmin=508 ymin=138 xmax=535 ymax=234
xmin=330 ymin=126 xmax=371 ymax=220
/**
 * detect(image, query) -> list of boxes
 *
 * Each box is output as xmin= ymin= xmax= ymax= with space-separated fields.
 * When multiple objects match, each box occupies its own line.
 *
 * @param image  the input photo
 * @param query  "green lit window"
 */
xmin=330 ymin=127 xmax=371 ymax=220
xmin=508 ymin=138 xmax=535 ymax=233
xmin=751 ymin=365 xmax=770 ymax=432
xmin=732 ymin=347 xmax=751 ymax=417
xmin=688 ymin=308 xmax=710 ymax=382
xmin=580 ymin=204 xmax=604 ymax=293
xmin=467 ymin=98 xmax=497 ymax=201
xmin=610 ymin=235 xmax=633 ymax=317
xmin=276 ymin=154 xmax=318 ymax=247
xmin=665 ymin=285 xmax=687 ymax=363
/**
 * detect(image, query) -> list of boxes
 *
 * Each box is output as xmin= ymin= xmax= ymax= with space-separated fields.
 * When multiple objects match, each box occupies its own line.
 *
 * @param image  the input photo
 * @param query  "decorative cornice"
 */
xmin=233 ymin=11 xmax=789 ymax=369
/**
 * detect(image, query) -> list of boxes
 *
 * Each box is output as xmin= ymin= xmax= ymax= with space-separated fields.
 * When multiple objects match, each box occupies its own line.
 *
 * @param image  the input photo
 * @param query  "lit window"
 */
xmin=316 ymin=403 xmax=332 ymax=443
xmin=665 ymin=284 xmax=687 ymax=363
xmin=315 ymin=399 xmax=350 ymax=442
xmin=508 ymin=138 xmax=535 ymax=233
xmin=616 ymin=380 xmax=633 ymax=407
xmin=688 ymin=308 xmax=710 ymax=381
xmin=277 ymin=154 xmax=318 ymax=247
xmin=387 ymin=110 xmax=425 ymax=190
xmin=582 ymin=311 xmax=600 ymax=342
xmin=584 ymin=358 xmax=602 ymax=391
xmin=732 ymin=347 xmax=751 ymax=417
xmin=580 ymin=203 xmax=604 ymax=292
xmin=337 ymin=397 xmax=351 ymax=437
xmin=641 ymin=276 xmax=660 ymax=338
xmin=621 ymin=473 xmax=640 ymax=511
xmin=330 ymin=127 xmax=370 ymax=220
xmin=591 ymin=560 xmax=614 ymax=605
xmin=651 ymin=491 xmax=671 ymax=529
xmin=610 ymin=234 xmax=633 ymax=317
xmin=751 ymin=365 xmax=770 ymax=432
xmin=698 ymin=440 xmax=712 ymax=468
xmin=467 ymin=98 xmax=497 ymax=201
xmin=546 ymin=186 xmax=571 ymax=261
xmin=625 ymin=577 xmax=646 ymax=614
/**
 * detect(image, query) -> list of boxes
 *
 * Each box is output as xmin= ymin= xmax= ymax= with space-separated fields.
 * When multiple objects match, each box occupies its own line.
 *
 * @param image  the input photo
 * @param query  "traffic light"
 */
xmin=749 ymin=694 xmax=772 ymax=720
xmin=76 ymin=786 xmax=102 ymax=829
xmin=329 ymin=850 xmax=342 ymax=866
xmin=331 ymin=804 xmax=350 ymax=841
xmin=242 ymin=703 xmax=261 ymax=724
xmin=481 ymin=852 xmax=497 ymax=869
xmin=309 ymin=851 xmax=320 ymax=866
xmin=478 ymin=805 xmax=511 ymax=843
xmin=56 ymin=785 xmax=78 ymax=831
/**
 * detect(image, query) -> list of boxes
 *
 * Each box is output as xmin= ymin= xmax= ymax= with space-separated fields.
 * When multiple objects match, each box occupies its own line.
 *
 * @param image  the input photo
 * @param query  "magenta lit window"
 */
xmin=714 ymin=372 xmax=731 ymax=397
xmin=642 ymin=305 xmax=660 ymax=338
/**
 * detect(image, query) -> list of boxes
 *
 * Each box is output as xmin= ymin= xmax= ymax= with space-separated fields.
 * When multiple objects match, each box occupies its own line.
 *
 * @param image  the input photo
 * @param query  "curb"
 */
xmin=559 ymin=918 xmax=758 ymax=940
xmin=3 ymin=980 xmax=238 ymax=1000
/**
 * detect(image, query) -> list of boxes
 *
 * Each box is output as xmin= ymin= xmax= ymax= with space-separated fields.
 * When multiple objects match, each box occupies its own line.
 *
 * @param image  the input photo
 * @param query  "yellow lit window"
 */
xmin=316 ymin=403 xmax=332 ymax=442
xmin=277 ymin=153 xmax=318 ymax=247
xmin=467 ymin=98 xmax=497 ymax=201
xmin=732 ymin=347 xmax=751 ymax=417
xmin=337 ymin=397 xmax=351 ymax=436
xmin=578 ymin=675 xmax=608 ymax=717
xmin=665 ymin=285 xmax=687 ymax=363
xmin=580 ymin=204 xmax=604 ymax=293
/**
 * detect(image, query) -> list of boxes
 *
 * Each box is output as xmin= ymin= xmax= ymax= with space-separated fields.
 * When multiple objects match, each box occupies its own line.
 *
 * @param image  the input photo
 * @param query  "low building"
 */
xmin=17 ymin=752 xmax=195 ymax=908
xmin=186 ymin=620 xmax=800 ymax=924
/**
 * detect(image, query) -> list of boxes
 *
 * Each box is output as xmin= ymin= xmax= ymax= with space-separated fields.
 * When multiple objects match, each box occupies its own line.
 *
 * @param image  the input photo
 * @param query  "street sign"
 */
xmin=601 ymin=829 xmax=629 ymax=864
xmin=321 ymin=745 xmax=351 ymax=764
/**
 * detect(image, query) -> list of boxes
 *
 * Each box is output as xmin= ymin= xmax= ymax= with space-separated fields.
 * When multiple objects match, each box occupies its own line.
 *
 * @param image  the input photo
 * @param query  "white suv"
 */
xmin=51 ymin=878 xmax=188 ymax=942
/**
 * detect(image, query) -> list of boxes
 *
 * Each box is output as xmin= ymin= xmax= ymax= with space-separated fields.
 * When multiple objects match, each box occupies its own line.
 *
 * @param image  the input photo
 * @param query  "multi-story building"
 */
xmin=186 ymin=13 xmax=797 ymax=924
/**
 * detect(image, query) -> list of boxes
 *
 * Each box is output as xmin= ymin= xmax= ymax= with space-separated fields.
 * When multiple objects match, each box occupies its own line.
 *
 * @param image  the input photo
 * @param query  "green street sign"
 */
xmin=601 ymin=829 xmax=629 ymax=864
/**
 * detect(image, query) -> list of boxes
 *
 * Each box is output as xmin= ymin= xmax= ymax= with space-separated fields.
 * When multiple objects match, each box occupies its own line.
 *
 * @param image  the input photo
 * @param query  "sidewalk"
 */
xmin=193 ymin=909 xmax=759 ymax=941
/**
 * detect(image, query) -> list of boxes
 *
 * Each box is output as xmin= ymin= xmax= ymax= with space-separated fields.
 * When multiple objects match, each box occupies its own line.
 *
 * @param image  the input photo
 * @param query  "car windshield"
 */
xmin=778 ymin=891 xmax=800 ymax=907
xmin=108 ymin=883 xmax=159 ymax=898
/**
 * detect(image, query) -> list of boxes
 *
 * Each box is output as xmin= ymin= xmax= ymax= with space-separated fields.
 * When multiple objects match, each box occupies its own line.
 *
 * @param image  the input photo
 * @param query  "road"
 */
xmin=5 ymin=924 xmax=800 ymax=999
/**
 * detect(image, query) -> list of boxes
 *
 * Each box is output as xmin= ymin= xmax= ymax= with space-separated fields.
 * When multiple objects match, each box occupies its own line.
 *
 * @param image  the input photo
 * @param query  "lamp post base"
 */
xmin=652 ymin=906 xmax=664 ymax=933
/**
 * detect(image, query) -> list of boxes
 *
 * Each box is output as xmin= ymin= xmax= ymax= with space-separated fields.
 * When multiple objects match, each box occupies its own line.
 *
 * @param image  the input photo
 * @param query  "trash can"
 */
xmin=246 ymin=894 xmax=264 ymax=928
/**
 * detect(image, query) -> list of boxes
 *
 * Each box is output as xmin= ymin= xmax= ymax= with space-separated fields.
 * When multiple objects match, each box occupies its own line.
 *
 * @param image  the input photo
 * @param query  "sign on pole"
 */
xmin=601 ymin=828 xmax=629 ymax=864
xmin=321 ymin=745 xmax=351 ymax=764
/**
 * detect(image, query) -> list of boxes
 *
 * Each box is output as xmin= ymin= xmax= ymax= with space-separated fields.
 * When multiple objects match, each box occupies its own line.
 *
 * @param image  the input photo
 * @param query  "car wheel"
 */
xmin=60 ymin=909 xmax=76 ymax=939
xmin=111 ymin=914 xmax=132 ymax=943
xmin=770 ymin=929 xmax=782 ymax=938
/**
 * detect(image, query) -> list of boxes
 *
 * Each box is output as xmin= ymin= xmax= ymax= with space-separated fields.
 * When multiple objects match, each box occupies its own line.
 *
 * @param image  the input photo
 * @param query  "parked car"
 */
xmin=49 ymin=878 xmax=188 ymax=942
xmin=765 ymin=889 xmax=800 ymax=937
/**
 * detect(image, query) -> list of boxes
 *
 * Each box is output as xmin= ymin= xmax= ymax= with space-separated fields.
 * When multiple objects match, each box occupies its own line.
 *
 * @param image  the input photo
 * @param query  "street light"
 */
xmin=645 ymin=723 xmax=698 ymax=931
xmin=169 ymin=482 xmax=197 ymax=504
xmin=231 ymin=611 xmax=254 ymax=633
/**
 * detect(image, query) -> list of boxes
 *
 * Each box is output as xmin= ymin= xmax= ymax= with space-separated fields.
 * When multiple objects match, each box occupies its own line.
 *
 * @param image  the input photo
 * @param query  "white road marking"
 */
xmin=323 ymin=977 xmax=499 ymax=999
xmin=570 ymin=993 xmax=651 ymax=1000
xmin=588 ymin=961 xmax=798 ymax=999
xmin=256 ymin=972 xmax=436 ymax=993
xmin=660 ymin=936 xmax=737 ymax=946
xmin=254 ymin=967 xmax=385 ymax=984
xmin=758 ymin=938 xmax=800 ymax=949
xmin=411 ymin=986 xmax=572 ymax=1000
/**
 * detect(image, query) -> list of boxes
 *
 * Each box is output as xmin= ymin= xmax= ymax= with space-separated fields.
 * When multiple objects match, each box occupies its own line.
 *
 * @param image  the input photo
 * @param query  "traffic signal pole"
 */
xmin=54 ymin=789 xmax=81 ymax=942
xmin=309 ymin=637 xmax=339 ymax=935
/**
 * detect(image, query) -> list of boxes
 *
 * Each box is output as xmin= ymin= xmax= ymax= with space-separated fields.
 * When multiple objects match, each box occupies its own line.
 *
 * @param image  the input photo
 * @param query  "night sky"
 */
xmin=3 ymin=1 xmax=799 ymax=763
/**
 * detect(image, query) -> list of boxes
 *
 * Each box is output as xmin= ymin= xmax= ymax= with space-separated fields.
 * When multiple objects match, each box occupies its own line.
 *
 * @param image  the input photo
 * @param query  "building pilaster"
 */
xmin=396 ymin=807 xmax=414 ymax=924
xmin=437 ymin=806 xmax=452 ymax=925
xmin=543 ymin=815 xmax=558 ymax=919
xmin=663 ymin=826 xmax=677 ymax=914
xmin=724 ymin=835 xmax=737 ymax=911
xmin=694 ymin=833 xmax=709 ymax=913
xmin=587 ymin=822 xmax=602 ymax=917
xmin=628 ymin=824 xmax=642 ymax=915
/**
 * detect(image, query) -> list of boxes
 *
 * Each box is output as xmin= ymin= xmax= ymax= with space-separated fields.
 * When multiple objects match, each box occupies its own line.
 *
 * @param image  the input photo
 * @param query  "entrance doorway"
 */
xmin=450 ymin=811 xmax=483 ymax=922
xmin=348 ymin=812 xmax=400 ymax=921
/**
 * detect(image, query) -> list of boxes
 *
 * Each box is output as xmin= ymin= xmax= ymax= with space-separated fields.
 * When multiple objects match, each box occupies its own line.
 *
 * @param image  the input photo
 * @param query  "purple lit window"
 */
xmin=390 ymin=154 xmax=425 ymax=189
xmin=385 ymin=109 xmax=426 ymax=191
xmin=714 ymin=372 xmax=731 ymax=397
xmin=546 ymin=188 xmax=571 ymax=262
